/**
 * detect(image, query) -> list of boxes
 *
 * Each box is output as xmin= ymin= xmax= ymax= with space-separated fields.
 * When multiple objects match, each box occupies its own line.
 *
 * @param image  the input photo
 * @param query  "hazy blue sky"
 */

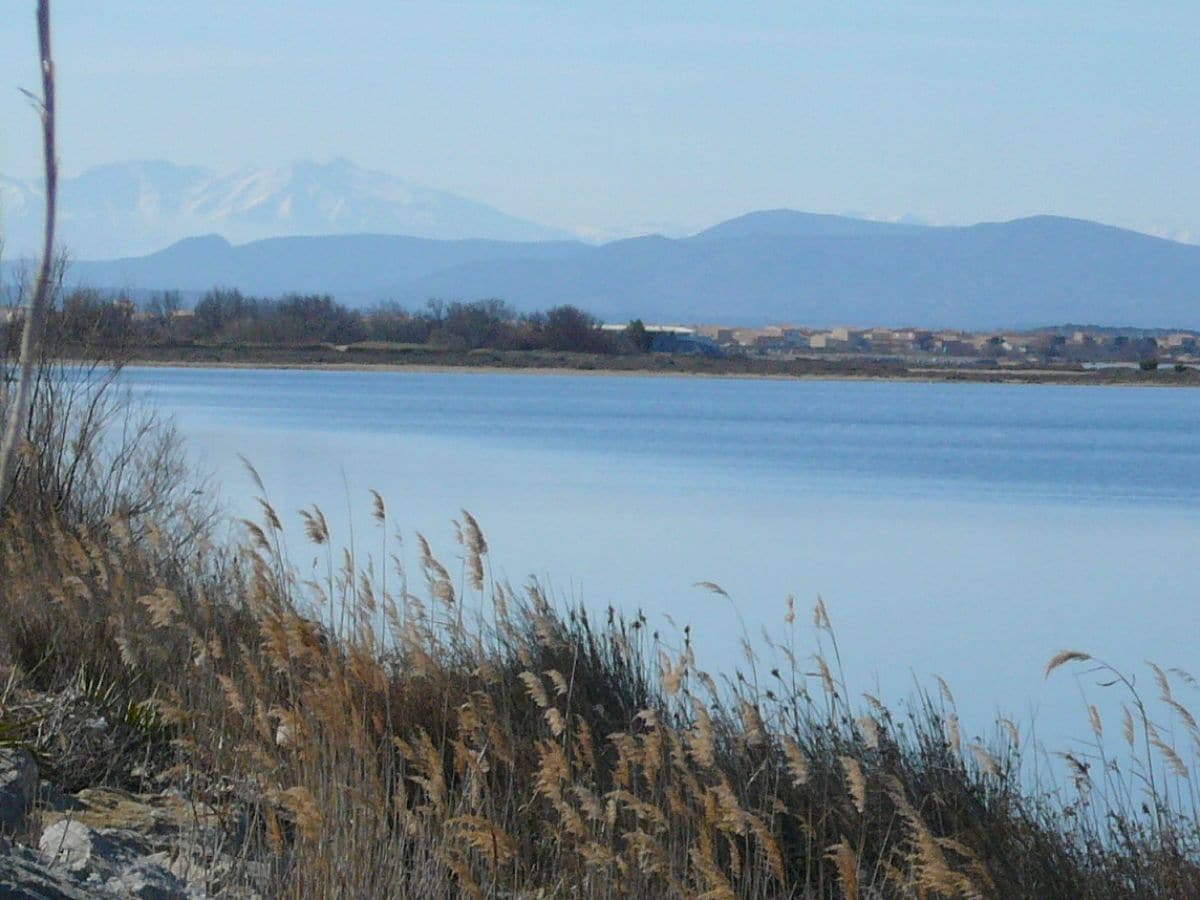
xmin=2 ymin=1 xmax=1198 ymax=239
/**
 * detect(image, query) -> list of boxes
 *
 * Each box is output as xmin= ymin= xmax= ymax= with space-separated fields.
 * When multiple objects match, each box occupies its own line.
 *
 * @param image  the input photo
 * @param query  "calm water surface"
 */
xmin=125 ymin=367 xmax=1200 ymax=750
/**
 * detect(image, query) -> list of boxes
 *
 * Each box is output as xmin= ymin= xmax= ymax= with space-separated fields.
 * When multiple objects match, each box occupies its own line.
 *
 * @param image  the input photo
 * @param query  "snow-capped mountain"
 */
xmin=0 ymin=159 xmax=571 ymax=259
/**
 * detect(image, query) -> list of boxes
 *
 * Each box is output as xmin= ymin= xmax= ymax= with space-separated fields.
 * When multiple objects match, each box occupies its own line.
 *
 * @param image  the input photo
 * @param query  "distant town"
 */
xmin=620 ymin=322 xmax=1195 ymax=368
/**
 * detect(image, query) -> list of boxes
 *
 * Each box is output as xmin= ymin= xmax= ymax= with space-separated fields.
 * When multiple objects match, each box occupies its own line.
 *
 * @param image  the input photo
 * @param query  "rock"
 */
xmin=40 ymin=788 xmax=216 ymax=838
xmin=41 ymin=787 xmax=242 ymax=890
xmin=0 ymin=747 xmax=38 ymax=835
xmin=114 ymin=856 xmax=194 ymax=900
xmin=40 ymin=819 xmax=126 ymax=877
xmin=0 ymin=783 xmax=263 ymax=899
xmin=0 ymin=842 xmax=103 ymax=898
xmin=39 ymin=820 xmax=190 ymax=899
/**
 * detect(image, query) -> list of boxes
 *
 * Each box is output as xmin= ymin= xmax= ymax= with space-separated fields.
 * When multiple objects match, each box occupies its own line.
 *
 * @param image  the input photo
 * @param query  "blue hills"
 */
xmin=22 ymin=209 xmax=1200 ymax=330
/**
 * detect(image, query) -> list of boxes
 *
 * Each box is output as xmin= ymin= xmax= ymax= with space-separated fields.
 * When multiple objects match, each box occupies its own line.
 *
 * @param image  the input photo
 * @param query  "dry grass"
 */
xmin=0 ymin=379 xmax=1198 ymax=896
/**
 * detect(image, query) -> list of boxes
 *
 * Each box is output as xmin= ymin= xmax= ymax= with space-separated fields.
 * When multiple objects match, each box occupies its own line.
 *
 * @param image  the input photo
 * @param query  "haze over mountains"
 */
xmin=3 ymin=160 xmax=1200 ymax=329
xmin=0 ymin=159 xmax=570 ymax=258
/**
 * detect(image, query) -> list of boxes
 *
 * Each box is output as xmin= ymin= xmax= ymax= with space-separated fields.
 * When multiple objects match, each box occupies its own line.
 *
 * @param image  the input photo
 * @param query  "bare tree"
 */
xmin=0 ymin=0 xmax=57 ymax=505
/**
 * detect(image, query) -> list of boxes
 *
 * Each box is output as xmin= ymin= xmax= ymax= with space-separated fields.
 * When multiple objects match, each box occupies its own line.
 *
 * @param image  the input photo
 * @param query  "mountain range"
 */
xmin=3 ymin=160 xmax=1200 ymax=329
xmin=0 ymin=159 xmax=570 ymax=259
xmin=38 ymin=211 xmax=1200 ymax=330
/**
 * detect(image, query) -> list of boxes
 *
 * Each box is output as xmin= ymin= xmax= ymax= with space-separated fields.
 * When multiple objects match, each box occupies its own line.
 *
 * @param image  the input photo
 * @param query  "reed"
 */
xmin=2 ymin=457 xmax=1199 ymax=899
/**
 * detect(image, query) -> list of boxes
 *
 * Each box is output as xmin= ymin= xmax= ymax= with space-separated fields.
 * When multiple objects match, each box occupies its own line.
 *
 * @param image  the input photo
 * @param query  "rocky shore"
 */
xmin=0 ymin=689 xmax=258 ymax=899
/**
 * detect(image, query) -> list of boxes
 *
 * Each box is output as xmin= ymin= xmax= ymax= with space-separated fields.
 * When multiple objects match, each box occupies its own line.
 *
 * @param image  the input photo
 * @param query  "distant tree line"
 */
xmin=2 ymin=287 xmax=647 ymax=355
xmin=188 ymin=290 xmax=625 ymax=352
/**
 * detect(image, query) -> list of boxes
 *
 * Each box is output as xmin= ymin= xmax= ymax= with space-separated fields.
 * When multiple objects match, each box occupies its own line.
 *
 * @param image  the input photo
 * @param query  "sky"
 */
xmin=1 ymin=1 xmax=1198 ymax=240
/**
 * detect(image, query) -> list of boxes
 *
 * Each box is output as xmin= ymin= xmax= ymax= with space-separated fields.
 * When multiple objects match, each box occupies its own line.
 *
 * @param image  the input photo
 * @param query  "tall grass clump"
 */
xmin=3 ymin=443 xmax=1200 ymax=897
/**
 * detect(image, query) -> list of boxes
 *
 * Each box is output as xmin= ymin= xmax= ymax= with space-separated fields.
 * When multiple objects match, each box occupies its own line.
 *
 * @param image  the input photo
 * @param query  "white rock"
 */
xmin=39 ymin=820 xmax=190 ymax=899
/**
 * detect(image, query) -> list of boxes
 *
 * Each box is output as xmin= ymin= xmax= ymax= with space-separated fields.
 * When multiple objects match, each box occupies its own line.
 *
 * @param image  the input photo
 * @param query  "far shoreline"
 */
xmin=93 ymin=344 xmax=1200 ymax=389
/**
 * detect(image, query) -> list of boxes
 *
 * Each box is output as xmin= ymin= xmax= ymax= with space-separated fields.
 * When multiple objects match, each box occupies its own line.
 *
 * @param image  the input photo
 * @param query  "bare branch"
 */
xmin=0 ymin=1 xmax=57 ymax=507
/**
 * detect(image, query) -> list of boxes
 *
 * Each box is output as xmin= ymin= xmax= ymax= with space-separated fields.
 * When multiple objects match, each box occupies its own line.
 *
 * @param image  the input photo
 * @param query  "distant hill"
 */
xmin=0 ymin=159 xmax=571 ymax=258
xmin=687 ymin=209 xmax=929 ymax=241
xmin=17 ymin=209 xmax=1200 ymax=329
xmin=62 ymin=233 xmax=589 ymax=300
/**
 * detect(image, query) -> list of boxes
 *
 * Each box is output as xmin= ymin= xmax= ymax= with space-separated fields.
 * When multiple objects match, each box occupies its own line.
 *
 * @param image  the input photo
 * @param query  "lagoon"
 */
xmin=125 ymin=366 xmax=1200 ymax=752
